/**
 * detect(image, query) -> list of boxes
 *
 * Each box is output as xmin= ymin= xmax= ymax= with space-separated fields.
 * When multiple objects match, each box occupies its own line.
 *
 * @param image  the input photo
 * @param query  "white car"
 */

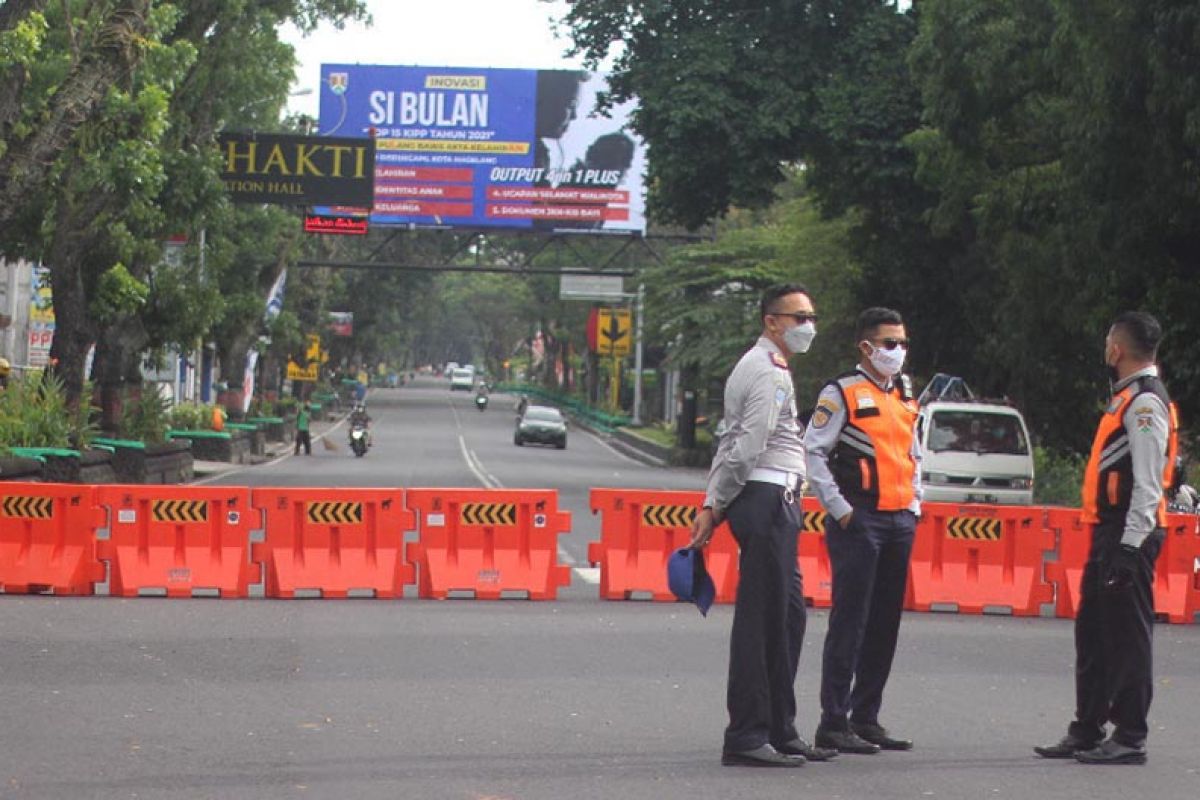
xmin=917 ymin=400 xmax=1035 ymax=505
xmin=449 ymin=367 xmax=475 ymax=391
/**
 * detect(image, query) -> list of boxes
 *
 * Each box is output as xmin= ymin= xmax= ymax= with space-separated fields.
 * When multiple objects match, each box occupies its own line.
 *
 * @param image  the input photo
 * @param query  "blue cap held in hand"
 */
xmin=667 ymin=547 xmax=716 ymax=616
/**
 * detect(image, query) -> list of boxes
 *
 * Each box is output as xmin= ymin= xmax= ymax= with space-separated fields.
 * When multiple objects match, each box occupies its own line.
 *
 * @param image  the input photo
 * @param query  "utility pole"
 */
xmin=631 ymin=283 xmax=644 ymax=425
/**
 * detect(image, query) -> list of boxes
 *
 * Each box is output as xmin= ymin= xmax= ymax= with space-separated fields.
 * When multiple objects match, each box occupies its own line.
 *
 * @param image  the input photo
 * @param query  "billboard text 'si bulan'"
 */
xmin=318 ymin=65 xmax=646 ymax=234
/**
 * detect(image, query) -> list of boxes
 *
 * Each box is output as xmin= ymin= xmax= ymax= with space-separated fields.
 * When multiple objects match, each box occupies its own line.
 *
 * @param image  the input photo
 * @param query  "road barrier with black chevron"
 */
xmin=588 ymin=489 xmax=740 ymax=603
xmin=95 ymin=485 xmax=258 ymax=598
xmin=252 ymin=488 xmax=413 ymax=598
xmin=0 ymin=483 xmax=106 ymax=595
xmin=405 ymin=488 xmax=572 ymax=599
xmin=0 ymin=483 xmax=1196 ymax=622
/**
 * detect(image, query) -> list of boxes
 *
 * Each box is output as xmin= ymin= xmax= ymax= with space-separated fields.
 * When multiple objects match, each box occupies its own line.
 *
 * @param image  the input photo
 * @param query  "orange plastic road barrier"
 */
xmin=1154 ymin=514 xmax=1199 ymax=624
xmin=588 ymin=489 xmax=739 ymax=603
xmin=906 ymin=503 xmax=1054 ymax=616
xmin=251 ymin=488 xmax=414 ymax=598
xmin=797 ymin=497 xmax=833 ymax=608
xmin=1043 ymin=507 xmax=1089 ymax=619
xmin=95 ymin=486 xmax=257 ymax=597
xmin=0 ymin=482 xmax=105 ymax=595
xmin=1045 ymin=509 xmax=1199 ymax=624
xmin=405 ymin=489 xmax=571 ymax=599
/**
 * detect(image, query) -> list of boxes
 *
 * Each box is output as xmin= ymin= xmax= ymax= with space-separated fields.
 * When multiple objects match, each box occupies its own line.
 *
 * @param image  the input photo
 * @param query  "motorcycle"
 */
xmin=349 ymin=424 xmax=369 ymax=457
xmin=475 ymin=393 xmax=488 ymax=412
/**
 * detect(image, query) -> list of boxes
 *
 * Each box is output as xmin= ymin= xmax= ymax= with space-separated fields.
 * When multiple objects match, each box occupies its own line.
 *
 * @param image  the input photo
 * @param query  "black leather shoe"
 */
xmin=774 ymin=738 xmax=838 ymax=762
xmin=851 ymin=721 xmax=913 ymax=751
xmin=721 ymin=744 xmax=806 ymax=767
xmin=1074 ymin=739 xmax=1147 ymax=765
xmin=1034 ymin=734 xmax=1098 ymax=759
xmin=814 ymin=727 xmax=881 ymax=755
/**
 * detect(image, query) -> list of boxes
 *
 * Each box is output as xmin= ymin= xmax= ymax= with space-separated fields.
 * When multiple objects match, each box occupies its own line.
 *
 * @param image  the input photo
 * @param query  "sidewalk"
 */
xmin=191 ymin=413 xmax=347 ymax=482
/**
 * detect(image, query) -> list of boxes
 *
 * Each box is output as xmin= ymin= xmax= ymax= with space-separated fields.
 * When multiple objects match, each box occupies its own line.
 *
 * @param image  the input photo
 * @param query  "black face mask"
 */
xmin=1104 ymin=348 xmax=1119 ymax=386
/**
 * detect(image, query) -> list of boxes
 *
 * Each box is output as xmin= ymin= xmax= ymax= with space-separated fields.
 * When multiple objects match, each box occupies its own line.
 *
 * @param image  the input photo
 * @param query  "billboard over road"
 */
xmin=318 ymin=65 xmax=646 ymax=233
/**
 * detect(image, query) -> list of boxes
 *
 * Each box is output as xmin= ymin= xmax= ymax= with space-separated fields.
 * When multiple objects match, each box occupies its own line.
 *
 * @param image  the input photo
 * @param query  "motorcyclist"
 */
xmin=349 ymin=402 xmax=372 ymax=447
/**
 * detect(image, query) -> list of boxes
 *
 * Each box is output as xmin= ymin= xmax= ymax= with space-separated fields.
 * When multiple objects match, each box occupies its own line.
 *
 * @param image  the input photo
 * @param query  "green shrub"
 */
xmin=1034 ymin=446 xmax=1085 ymax=507
xmin=0 ymin=372 xmax=97 ymax=453
xmin=168 ymin=403 xmax=211 ymax=431
xmin=116 ymin=386 xmax=172 ymax=443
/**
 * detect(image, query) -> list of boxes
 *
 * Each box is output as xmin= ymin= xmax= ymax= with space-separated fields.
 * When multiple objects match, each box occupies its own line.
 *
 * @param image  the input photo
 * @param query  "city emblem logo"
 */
xmin=328 ymin=72 xmax=349 ymax=95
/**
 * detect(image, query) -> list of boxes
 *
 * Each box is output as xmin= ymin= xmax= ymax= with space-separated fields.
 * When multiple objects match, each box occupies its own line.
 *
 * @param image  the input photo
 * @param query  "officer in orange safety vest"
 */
xmin=1036 ymin=311 xmax=1178 ymax=766
xmin=803 ymin=307 xmax=921 ymax=756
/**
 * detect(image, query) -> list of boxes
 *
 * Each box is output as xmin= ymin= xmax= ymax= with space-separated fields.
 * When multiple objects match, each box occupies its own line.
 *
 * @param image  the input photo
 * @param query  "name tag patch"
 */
xmin=856 ymin=392 xmax=877 ymax=409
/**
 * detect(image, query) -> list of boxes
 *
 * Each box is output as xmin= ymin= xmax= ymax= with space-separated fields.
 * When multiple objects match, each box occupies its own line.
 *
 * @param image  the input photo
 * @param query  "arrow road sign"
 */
xmin=596 ymin=308 xmax=631 ymax=357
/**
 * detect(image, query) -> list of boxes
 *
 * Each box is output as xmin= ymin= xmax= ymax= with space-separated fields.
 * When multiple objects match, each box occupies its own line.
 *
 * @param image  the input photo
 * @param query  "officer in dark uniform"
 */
xmin=689 ymin=284 xmax=835 ymax=768
xmin=804 ymin=307 xmax=920 ymax=755
xmin=1036 ymin=311 xmax=1178 ymax=765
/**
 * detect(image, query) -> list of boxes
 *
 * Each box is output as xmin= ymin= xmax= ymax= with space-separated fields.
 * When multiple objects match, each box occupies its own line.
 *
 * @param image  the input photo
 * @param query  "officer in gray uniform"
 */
xmin=689 ymin=283 xmax=835 ymax=768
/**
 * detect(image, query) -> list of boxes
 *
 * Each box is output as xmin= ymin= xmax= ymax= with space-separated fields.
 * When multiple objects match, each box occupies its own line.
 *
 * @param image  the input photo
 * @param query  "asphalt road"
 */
xmin=2 ymin=379 xmax=1198 ymax=799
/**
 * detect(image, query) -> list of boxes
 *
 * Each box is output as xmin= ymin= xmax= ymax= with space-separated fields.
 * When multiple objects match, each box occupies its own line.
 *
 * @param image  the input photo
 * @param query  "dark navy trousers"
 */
xmin=722 ymin=481 xmax=808 ymax=752
xmin=1069 ymin=520 xmax=1164 ymax=747
xmin=819 ymin=507 xmax=916 ymax=729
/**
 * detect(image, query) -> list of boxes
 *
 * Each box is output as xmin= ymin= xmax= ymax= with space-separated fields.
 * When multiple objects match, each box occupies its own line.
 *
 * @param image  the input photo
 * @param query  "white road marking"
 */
xmin=581 ymin=427 xmax=647 ymax=467
xmin=573 ymin=567 xmax=600 ymax=584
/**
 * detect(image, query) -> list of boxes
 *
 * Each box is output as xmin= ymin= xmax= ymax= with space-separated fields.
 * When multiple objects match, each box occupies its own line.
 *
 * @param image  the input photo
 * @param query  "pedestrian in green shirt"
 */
xmin=294 ymin=405 xmax=312 ymax=455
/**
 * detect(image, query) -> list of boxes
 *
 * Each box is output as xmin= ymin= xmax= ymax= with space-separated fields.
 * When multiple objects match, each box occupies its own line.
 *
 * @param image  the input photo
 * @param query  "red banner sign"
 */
xmin=304 ymin=214 xmax=368 ymax=235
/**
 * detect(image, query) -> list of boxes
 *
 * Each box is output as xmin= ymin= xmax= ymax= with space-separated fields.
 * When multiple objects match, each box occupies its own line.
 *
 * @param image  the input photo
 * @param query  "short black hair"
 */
xmin=855 ymin=307 xmax=904 ymax=341
xmin=760 ymin=283 xmax=810 ymax=321
xmin=535 ymin=70 xmax=586 ymax=138
xmin=1112 ymin=311 xmax=1162 ymax=360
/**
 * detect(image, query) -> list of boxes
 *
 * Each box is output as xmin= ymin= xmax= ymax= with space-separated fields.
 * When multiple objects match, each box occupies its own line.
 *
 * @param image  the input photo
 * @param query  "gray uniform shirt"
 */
xmin=804 ymin=366 xmax=922 ymax=521
xmin=1114 ymin=366 xmax=1172 ymax=548
xmin=703 ymin=337 xmax=806 ymax=517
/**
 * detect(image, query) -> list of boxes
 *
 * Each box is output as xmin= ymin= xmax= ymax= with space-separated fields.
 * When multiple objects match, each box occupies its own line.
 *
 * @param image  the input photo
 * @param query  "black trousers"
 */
xmin=820 ymin=507 xmax=916 ymax=729
xmin=294 ymin=430 xmax=311 ymax=455
xmin=723 ymin=481 xmax=807 ymax=752
xmin=1069 ymin=520 xmax=1164 ymax=748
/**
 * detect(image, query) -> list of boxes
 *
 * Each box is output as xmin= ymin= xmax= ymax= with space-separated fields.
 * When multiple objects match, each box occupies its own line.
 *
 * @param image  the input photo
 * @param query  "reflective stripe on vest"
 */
xmin=1081 ymin=379 xmax=1178 ymax=526
xmin=830 ymin=373 xmax=919 ymax=511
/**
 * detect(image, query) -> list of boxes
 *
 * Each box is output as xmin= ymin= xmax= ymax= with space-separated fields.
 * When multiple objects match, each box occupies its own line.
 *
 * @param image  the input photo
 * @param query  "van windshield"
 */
xmin=928 ymin=410 xmax=1029 ymax=455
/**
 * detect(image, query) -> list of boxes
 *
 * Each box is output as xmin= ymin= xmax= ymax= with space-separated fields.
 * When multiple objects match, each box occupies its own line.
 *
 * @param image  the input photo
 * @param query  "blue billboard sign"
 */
xmin=318 ymin=65 xmax=646 ymax=233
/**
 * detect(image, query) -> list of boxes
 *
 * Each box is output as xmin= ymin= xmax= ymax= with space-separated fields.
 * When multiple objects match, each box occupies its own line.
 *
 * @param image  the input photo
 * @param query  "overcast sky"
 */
xmin=282 ymin=0 xmax=587 ymax=118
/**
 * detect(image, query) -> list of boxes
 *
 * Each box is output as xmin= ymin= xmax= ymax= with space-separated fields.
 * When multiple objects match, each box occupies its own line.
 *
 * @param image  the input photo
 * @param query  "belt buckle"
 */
xmin=784 ymin=487 xmax=795 ymax=505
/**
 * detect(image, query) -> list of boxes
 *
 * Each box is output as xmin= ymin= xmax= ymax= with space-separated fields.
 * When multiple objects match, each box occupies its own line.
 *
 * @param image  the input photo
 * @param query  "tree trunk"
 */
xmin=92 ymin=316 xmax=148 ymax=433
xmin=216 ymin=333 xmax=253 ymax=417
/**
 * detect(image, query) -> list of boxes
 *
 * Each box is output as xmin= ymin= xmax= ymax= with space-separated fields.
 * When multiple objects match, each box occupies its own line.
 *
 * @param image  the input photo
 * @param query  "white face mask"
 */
xmin=783 ymin=322 xmax=816 ymax=354
xmin=865 ymin=341 xmax=906 ymax=376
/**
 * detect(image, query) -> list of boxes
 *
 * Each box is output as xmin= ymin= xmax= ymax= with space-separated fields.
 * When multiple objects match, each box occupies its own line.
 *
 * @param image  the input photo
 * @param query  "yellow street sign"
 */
xmin=287 ymin=360 xmax=319 ymax=382
xmin=596 ymin=308 xmax=632 ymax=357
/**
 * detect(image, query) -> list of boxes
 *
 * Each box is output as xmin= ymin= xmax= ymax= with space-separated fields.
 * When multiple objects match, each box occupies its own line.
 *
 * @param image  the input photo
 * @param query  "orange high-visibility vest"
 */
xmin=828 ymin=371 xmax=919 ymax=511
xmin=1081 ymin=374 xmax=1178 ymax=527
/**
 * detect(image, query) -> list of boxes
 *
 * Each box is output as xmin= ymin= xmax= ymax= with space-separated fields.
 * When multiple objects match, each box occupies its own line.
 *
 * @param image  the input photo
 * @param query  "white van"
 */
xmin=449 ymin=366 xmax=476 ymax=391
xmin=917 ymin=400 xmax=1035 ymax=505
